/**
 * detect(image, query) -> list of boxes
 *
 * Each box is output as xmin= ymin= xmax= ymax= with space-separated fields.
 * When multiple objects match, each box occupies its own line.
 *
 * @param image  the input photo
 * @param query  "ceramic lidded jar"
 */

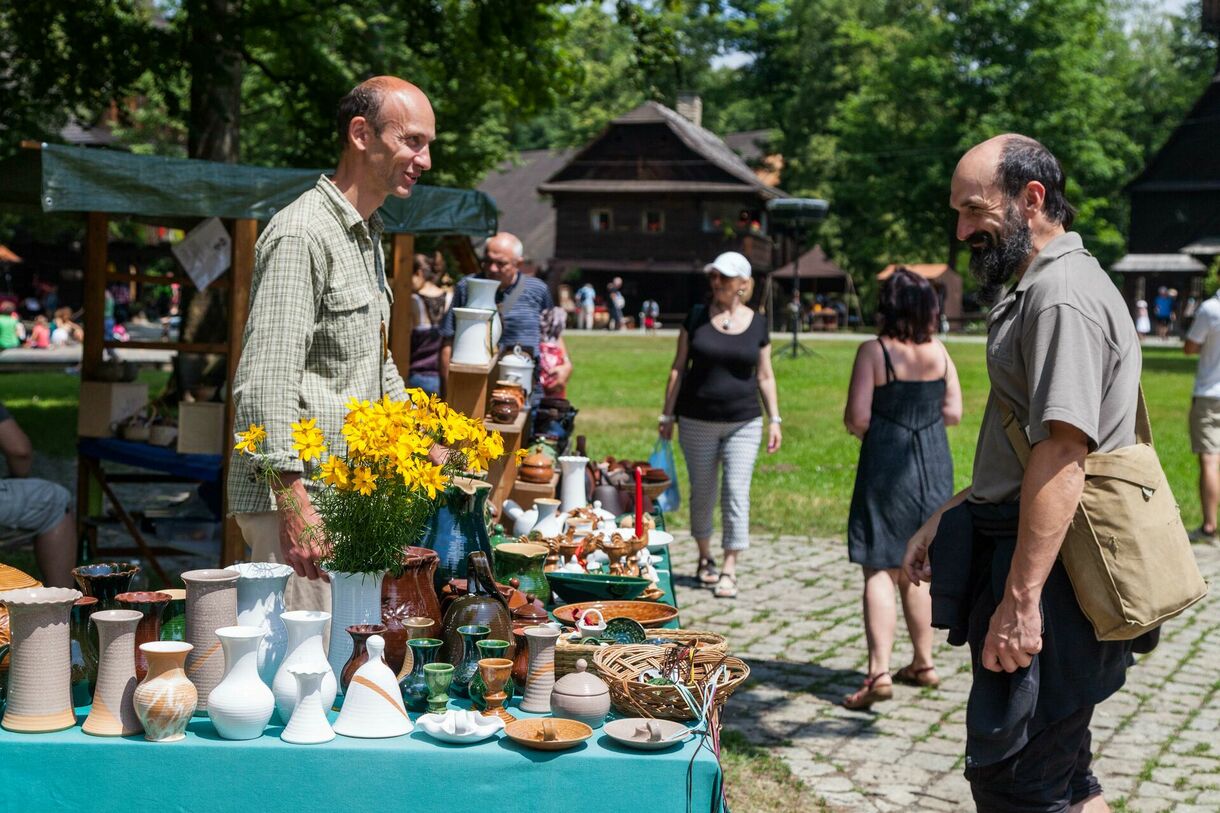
xmin=549 ymin=658 xmax=610 ymax=729
xmin=181 ymin=568 xmax=238 ymax=714
xmin=133 ymin=641 xmax=197 ymax=742
xmin=227 ymin=562 xmax=293 ymax=686
xmin=0 ymin=586 xmax=83 ymax=733
xmin=83 ymin=608 xmax=144 ymax=736
xmin=517 ymin=449 xmax=554 ymax=485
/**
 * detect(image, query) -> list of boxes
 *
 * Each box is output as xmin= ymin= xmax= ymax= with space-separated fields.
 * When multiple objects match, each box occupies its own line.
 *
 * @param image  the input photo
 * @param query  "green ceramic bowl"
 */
xmin=545 ymin=572 xmax=652 ymax=604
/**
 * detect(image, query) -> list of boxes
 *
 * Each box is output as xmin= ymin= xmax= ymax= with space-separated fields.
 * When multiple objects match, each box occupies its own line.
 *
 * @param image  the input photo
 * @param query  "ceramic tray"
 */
xmin=552 ymin=601 xmax=679 ymax=629
xmin=504 ymin=717 xmax=592 ymax=751
xmin=603 ymin=717 xmax=693 ymax=750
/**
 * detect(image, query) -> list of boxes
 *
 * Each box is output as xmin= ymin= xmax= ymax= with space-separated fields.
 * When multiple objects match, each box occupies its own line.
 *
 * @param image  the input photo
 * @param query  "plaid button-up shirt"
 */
xmin=227 ymin=175 xmax=407 ymax=514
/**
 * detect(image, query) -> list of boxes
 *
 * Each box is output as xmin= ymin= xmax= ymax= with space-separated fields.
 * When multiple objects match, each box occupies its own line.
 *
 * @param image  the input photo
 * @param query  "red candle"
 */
xmin=634 ymin=466 xmax=644 ymax=537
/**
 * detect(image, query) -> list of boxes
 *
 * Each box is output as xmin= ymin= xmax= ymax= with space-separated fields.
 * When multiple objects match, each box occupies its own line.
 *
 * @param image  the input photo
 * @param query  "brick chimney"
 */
xmin=676 ymin=92 xmax=703 ymax=128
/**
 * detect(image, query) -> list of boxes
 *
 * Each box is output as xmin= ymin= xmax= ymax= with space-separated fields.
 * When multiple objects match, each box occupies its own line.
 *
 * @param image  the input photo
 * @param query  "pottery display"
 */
xmin=181 ymin=568 xmax=238 ymax=714
xmin=557 ymin=455 xmax=590 ymax=512
xmin=603 ymin=717 xmax=692 ymax=750
xmin=551 ymin=600 xmax=679 ymax=629
xmin=520 ymin=625 xmax=561 ymax=713
xmin=334 ymin=634 xmax=412 ymax=738
xmin=208 ymin=626 xmax=275 ymax=740
xmin=492 ymin=543 xmax=549 ymax=598
xmin=380 ymin=546 xmax=442 ymax=675
xmin=550 ymin=658 xmax=610 ymax=729
xmin=439 ymin=552 xmax=513 ymax=667
xmin=530 ymin=498 xmax=563 ymax=537
xmin=133 ymin=641 xmax=197 ymax=742
xmin=159 ymin=588 xmax=187 ymax=641
xmin=324 ymin=569 xmax=386 ymax=687
xmin=504 ymin=717 xmax=592 ymax=751
xmin=395 ymin=616 xmax=435 ymax=678
xmin=72 ymin=562 xmax=140 ymax=610
xmin=416 ymin=708 xmax=505 ymax=744
xmin=469 ymin=639 xmax=515 ymax=708
xmin=421 ymin=478 xmax=494 ymax=593
xmin=451 ymin=624 xmax=489 ymax=698
xmin=273 ymin=610 xmax=336 ymax=724
xmin=281 ymin=667 xmax=335 ymax=745
xmin=424 ymin=662 xmax=454 ymax=714
xmin=477 ymin=657 xmax=516 ymax=724
xmin=339 ymin=623 xmax=388 ymax=694
xmin=227 ymin=562 xmax=293 ymax=686
xmin=398 ymin=637 xmax=442 ymax=712
xmin=517 ymin=448 xmax=555 ymax=485
xmin=115 ymin=591 xmax=171 ymax=680
xmin=0 ymin=586 xmax=82 ymax=733
xmin=82 ymin=609 xmax=144 ymax=736
xmin=497 ymin=345 xmax=535 ymax=395
xmin=69 ymin=596 xmax=99 ymax=707
xmin=450 ymin=307 xmax=493 ymax=366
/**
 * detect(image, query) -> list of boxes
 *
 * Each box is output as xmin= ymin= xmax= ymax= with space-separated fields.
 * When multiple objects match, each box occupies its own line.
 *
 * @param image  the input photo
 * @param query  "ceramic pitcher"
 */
xmin=492 ymin=543 xmax=549 ymax=598
xmin=520 ymin=625 xmax=561 ymax=713
xmin=325 ymin=569 xmax=386 ymax=688
xmin=133 ymin=641 xmax=197 ymax=742
xmin=273 ymin=610 xmax=336 ymax=723
xmin=380 ymin=546 xmax=442 ymax=675
xmin=83 ymin=609 xmax=144 ymax=736
xmin=465 ymin=277 xmax=503 ymax=351
xmin=451 ymin=307 xmax=493 ymax=366
xmin=421 ymin=478 xmax=494 ymax=592
xmin=0 ymin=586 xmax=82 ymax=732
xmin=557 ymin=456 xmax=590 ymax=512
xmin=181 ymin=568 xmax=238 ymax=714
xmin=227 ymin=562 xmax=293 ymax=686
xmin=530 ymin=498 xmax=563 ymax=538
xmin=208 ymin=626 xmax=275 ymax=740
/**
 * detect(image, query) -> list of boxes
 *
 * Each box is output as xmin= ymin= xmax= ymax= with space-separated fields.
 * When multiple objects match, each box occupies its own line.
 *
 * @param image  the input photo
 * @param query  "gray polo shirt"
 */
xmin=970 ymin=232 xmax=1141 ymax=504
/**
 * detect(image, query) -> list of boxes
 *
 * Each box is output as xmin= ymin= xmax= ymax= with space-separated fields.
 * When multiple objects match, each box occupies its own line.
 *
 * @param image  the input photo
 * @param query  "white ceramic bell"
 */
xmin=333 ymin=635 xmax=412 ymax=738
xmin=208 ymin=626 xmax=275 ymax=740
xmin=558 ymin=456 xmax=590 ymax=512
xmin=281 ymin=666 xmax=335 ymax=745
xmin=530 ymin=498 xmax=563 ymax=538
xmin=466 ymin=278 xmax=503 ymax=350
xmin=451 ymin=308 xmax=493 ymax=366
xmin=273 ymin=611 xmax=337 ymax=724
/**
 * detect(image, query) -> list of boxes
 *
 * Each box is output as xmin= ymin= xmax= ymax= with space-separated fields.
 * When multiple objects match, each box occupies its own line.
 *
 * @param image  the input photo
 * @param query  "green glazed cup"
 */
xmin=424 ymin=662 xmax=454 ymax=714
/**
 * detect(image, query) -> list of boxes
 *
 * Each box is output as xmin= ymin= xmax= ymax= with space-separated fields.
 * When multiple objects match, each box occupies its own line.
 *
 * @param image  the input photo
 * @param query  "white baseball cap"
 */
xmin=703 ymin=251 xmax=752 ymax=279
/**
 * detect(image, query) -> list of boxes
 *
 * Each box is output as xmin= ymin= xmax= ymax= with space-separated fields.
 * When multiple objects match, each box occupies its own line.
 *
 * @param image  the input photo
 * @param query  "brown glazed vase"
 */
xmin=510 ymin=626 xmax=531 ymax=691
xmin=0 ymin=586 xmax=82 ymax=733
xmin=339 ymin=624 xmax=388 ymax=694
xmin=116 ymin=591 xmax=171 ymax=680
xmin=439 ymin=552 xmax=513 ymax=668
xmin=83 ymin=609 xmax=144 ymax=736
xmin=380 ymin=546 xmax=442 ymax=675
xmin=181 ymin=569 xmax=238 ymax=714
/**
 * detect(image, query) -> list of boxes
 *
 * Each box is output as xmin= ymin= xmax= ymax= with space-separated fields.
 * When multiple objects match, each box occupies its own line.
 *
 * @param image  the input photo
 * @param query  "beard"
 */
xmin=968 ymin=203 xmax=1034 ymax=306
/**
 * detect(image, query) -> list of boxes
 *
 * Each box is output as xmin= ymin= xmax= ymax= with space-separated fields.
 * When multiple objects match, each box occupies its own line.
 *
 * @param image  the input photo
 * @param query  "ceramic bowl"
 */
xmin=644 ymin=530 xmax=673 ymax=553
xmin=602 ymin=617 xmax=647 ymax=644
xmin=504 ymin=717 xmax=592 ymax=751
xmin=545 ymin=572 xmax=651 ymax=604
xmin=551 ymin=601 xmax=679 ymax=629
xmin=603 ymin=717 xmax=692 ymax=750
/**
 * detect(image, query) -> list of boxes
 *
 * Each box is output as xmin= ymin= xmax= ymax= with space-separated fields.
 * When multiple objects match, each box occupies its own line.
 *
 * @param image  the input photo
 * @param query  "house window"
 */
xmin=642 ymin=211 xmax=665 ymax=233
xmin=590 ymin=209 xmax=613 ymax=232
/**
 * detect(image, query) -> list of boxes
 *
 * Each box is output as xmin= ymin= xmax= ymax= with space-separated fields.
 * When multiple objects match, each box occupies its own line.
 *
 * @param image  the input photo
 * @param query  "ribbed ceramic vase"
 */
xmin=227 ymin=562 xmax=292 ymax=686
xmin=0 ymin=587 xmax=82 ymax=732
xmin=333 ymin=635 xmax=413 ymax=738
xmin=273 ymin=611 xmax=336 ymax=724
xmin=69 ymin=596 xmax=99 ymax=707
xmin=557 ymin=456 xmax=590 ymax=512
xmin=83 ymin=609 xmax=144 ymax=736
xmin=115 ymin=591 xmax=171 ymax=681
xmin=208 ymin=626 xmax=275 ymax=740
xmin=325 ymin=569 xmax=385 ymax=690
xmin=520 ymin=625 xmax=561 ymax=713
xmin=181 ymin=569 xmax=238 ymax=714
xmin=282 ymin=667 xmax=335 ymax=745
xmin=133 ymin=641 xmax=197 ymax=742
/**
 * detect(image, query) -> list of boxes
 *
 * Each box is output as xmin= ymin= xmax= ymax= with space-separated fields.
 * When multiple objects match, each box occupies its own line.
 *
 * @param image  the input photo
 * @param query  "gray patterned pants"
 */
xmin=677 ymin=416 xmax=763 ymax=552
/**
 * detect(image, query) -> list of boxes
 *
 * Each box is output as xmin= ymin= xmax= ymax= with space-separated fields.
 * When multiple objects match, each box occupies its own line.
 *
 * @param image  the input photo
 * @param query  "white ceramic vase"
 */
xmin=557 ymin=456 xmax=590 ymax=513
xmin=207 ymin=626 xmax=275 ymax=740
xmin=465 ymin=278 xmax=503 ymax=350
xmin=227 ymin=562 xmax=292 ymax=686
xmin=333 ymin=635 xmax=412 ymax=738
xmin=325 ymin=570 xmax=385 ymax=689
xmin=530 ymin=498 xmax=563 ymax=538
xmin=451 ymin=308 xmax=493 ymax=366
xmin=281 ymin=667 xmax=335 ymax=745
xmin=273 ymin=611 xmax=336 ymax=723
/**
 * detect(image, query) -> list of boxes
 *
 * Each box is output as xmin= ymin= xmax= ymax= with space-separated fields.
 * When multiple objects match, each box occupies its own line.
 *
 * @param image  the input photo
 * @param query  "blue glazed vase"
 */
xmin=420 ymin=478 xmax=493 ymax=595
xmin=399 ymin=637 xmax=443 ymax=712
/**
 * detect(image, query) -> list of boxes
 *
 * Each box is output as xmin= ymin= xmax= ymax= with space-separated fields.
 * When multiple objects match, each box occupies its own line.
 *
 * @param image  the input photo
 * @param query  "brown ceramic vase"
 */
xmin=340 ymin=624 xmax=388 ymax=694
xmin=380 ymin=546 xmax=442 ymax=675
xmin=116 ymin=591 xmax=171 ymax=680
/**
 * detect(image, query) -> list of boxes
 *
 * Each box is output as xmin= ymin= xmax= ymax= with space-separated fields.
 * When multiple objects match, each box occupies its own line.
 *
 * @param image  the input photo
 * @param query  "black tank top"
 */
xmin=675 ymin=305 xmax=770 ymax=422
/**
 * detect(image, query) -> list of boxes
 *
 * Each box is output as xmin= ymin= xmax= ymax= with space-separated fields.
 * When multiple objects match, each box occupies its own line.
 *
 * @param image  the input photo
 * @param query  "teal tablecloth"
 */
xmin=0 ymin=701 xmax=722 ymax=813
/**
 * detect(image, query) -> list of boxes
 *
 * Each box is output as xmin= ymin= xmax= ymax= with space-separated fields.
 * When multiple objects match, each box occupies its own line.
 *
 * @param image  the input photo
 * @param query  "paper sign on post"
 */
xmin=171 ymin=217 xmax=231 ymax=291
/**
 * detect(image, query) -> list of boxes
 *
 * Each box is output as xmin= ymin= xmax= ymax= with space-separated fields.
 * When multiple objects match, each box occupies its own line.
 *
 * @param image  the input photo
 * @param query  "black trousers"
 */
xmin=965 ymin=705 xmax=1103 ymax=813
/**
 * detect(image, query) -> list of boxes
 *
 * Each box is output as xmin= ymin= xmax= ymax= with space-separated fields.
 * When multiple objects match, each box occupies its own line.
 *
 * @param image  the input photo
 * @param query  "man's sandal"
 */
xmin=842 ymin=673 xmax=893 ymax=710
xmin=713 ymin=573 xmax=738 ymax=599
xmin=893 ymin=664 xmax=940 ymax=688
xmin=697 ymin=557 xmax=720 ymax=586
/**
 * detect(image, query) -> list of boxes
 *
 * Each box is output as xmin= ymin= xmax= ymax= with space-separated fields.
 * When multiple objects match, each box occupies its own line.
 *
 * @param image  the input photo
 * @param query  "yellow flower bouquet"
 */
xmin=235 ymin=389 xmax=506 ymax=574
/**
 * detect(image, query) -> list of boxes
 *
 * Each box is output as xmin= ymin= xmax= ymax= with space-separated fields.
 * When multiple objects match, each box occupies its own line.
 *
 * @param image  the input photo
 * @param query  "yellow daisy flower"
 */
xmin=318 ymin=456 xmax=350 ymax=489
xmin=352 ymin=466 xmax=377 ymax=496
xmin=234 ymin=423 xmax=267 ymax=454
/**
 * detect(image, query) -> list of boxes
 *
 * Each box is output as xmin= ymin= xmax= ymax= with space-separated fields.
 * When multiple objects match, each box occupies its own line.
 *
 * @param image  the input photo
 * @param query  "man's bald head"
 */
xmin=336 ymin=76 xmax=431 ymax=150
xmin=483 ymin=232 xmax=524 ymax=289
xmin=954 ymin=134 xmax=1075 ymax=229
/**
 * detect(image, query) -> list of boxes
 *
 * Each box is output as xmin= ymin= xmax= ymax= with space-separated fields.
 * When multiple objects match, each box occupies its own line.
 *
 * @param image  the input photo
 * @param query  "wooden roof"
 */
xmin=773 ymin=245 xmax=846 ymax=279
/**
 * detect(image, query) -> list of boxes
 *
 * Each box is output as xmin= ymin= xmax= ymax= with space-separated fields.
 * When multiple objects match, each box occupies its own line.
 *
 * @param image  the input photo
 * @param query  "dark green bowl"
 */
xmin=545 ymin=572 xmax=652 ymax=604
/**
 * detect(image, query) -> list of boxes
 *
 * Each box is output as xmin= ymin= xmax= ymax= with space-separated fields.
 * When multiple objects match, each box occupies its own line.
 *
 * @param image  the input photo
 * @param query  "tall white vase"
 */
xmin=451 ymin=308 xmax=492 ymax=366
xmin=227 ymin=562 xmax=292 ymax=686
xmin=324 ymin=570 xmax=385 ymax=690
xmin=558 ymin=456 xmax=590 ymax=513
xmin=531 ymin=498 xmax=563 ymax=538
xmin=333 ymin=635 xmax=413 ymax=738
xmin=207 ymin=626 xmax=275 ymax=740
xmin=273 ymin=611 xmax=336 ymax=724
xmin=465 ymin=278 xmax=503 ymax=350
xmin=282 ymin=667 xmax=335 ymax=745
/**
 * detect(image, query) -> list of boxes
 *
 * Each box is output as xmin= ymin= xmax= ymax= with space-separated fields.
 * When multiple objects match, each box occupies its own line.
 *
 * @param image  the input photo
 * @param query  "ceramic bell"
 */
xmin=333 ymin=635 xmax=412 ymax=738
xmin=549 ymin=658 xmax=610 ymax=729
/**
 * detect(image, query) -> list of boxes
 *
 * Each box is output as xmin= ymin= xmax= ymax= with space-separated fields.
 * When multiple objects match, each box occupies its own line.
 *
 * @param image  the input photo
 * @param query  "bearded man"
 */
xmin=903 ymin=135 xmax=1149 ymax=813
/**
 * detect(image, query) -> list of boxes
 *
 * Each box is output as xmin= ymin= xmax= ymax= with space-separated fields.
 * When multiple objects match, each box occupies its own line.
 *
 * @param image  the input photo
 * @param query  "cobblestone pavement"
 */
xmin=670 ymin=534 xmax=1220 ymax=812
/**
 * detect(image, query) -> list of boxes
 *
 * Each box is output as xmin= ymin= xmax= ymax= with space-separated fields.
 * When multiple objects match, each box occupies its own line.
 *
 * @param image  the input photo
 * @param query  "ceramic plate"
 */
xmin=603 ymin=616 xmax=647 ymax=644
xmin=603 ymin=718 xmax=693 ymax=750
xmin=645 ymin=530 xmax=673 ymax=553
xmin=504 ymin=717 xmax=592 ymax=751
xmin=551 ymin=601 xmax=679 ymax=629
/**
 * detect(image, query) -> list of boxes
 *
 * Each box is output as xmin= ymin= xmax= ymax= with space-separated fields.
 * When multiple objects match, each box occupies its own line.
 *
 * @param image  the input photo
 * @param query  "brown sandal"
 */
xmin=893 ymin=664 xmax=940 ymax=688
xmin=843 ymin=672 xmax=893 ymax=710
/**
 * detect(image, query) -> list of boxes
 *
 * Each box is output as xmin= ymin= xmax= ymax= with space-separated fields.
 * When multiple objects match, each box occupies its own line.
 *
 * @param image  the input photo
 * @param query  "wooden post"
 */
xmin=388 ymin=233 xmax=415 ymax=383
xmin=81 ymin=212 xmax=108 ymax=381
xmin=221 ymin=218 xmax=257 ymax=566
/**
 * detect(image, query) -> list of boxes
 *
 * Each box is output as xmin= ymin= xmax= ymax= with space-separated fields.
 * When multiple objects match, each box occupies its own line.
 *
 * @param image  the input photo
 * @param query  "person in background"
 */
xmin=575 ymin=282 xmax=596 ymax=330
xmin=1153 ymin=286 xmax=1174 ymax=338
xmin=539 ymin=306 xmax=573 ymax=398
xmin=1134 ymin=299 xmax=1151 ymax=340
xmin=1184 ymin=288 xmax=1220 ymax=544
xmin=25 ymin=315 xmax=50 ymax=349
xmin=659 ymin=251 xmax=781 ymax=599
xmin=0 ymin=302 xmax=20 ymax=350
xmin=408 ymin=252 xmax=451 ymax=395
xmin=842 ymin=268 xmax=961 ymax=709
xmin=640 ymin=298 xmax=660 ymax=333
xmin=0 ymin=402 xmax=76 ymax=587
xmin=51 ymin=307 xmax=82 ymax=345
xmin=606 ymin=277 xmax=625 ymax=331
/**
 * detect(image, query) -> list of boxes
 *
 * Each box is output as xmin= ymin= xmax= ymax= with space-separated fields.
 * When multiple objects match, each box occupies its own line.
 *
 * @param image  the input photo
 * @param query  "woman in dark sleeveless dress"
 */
xmin=408 ymin=253 xmax=452 ymax=395
xmin=842 ymin=268 xmax=962 ymax=709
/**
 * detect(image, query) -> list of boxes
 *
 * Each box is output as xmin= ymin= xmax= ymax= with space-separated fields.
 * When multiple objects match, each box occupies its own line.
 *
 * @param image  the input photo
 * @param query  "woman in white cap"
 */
xmin=658 ymin=251 xmax=782 ymax=598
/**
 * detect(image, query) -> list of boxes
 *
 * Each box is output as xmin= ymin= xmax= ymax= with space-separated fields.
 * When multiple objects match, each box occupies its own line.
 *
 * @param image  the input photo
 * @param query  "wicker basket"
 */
xmin=593 ymin=645 xmax=749 ymax=721
xmin=555 ymin=628 xmax=729 ymax=678
xmin=0 ymin=563 xmax=41 ymax=672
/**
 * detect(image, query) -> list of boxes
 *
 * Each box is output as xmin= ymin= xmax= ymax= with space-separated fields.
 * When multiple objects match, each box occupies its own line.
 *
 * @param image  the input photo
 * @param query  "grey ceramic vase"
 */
xmin=0 ymin=586 xmax=82 ymax=733
xmin=83 ymin=609 xmax=144 ymax=736
xmin=181 ymin=569 xmax=238 ymax=715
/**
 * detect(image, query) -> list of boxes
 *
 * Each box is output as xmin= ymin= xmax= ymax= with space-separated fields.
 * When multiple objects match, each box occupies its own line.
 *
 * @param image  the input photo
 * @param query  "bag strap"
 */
xmin=496 ymin=275 xmax=529 ymax=320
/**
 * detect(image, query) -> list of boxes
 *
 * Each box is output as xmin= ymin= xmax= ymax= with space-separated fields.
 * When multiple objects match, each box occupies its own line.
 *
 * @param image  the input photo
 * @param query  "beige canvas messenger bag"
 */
xmin=998 ymin=387 xmax=1207 ymax=641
